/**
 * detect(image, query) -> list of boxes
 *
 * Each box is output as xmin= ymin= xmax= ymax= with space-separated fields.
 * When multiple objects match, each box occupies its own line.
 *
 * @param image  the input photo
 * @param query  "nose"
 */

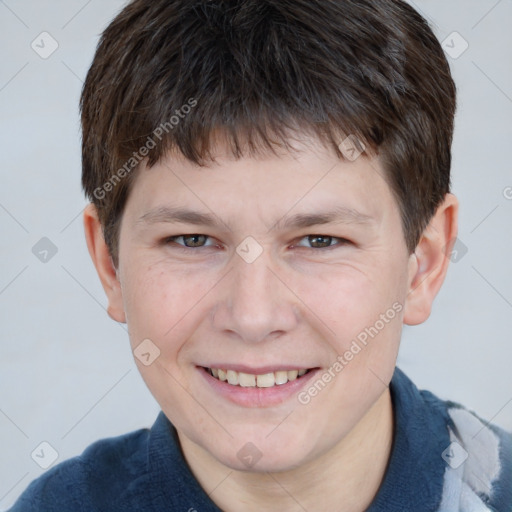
xmin=211 ymin=252 xmax=299 ymax=343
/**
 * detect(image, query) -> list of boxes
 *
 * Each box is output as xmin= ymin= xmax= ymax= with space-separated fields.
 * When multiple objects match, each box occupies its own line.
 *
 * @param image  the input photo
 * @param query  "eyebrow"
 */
xmin=136 ymin=205 xmax=375 ymax=231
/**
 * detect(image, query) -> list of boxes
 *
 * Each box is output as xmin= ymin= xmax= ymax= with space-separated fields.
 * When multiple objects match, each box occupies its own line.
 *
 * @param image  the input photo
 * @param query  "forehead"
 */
xmin=123 ymin=135 xmax=398 ymax=231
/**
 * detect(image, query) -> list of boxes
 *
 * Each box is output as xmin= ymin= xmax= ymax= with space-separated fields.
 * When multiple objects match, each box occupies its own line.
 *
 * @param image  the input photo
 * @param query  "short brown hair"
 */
xmin=80 ymin=0 xmax=456 ymax=266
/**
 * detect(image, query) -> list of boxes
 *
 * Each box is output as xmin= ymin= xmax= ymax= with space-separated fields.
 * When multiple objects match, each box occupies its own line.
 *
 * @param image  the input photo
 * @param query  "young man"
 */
xmin=9 ymin=0 xmax=511 ymax=510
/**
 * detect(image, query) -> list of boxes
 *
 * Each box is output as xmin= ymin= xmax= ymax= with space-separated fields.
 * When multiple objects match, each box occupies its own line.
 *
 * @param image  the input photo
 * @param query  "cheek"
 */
xmin=292 ymin=255 xmax=408 ymax=389
xmin=292 ymin=264 xmax=405 ymax=435
xmin=299 ymin=262 xmax=405 ymax=341
xmin=120 ymin=264 xmax=217 ymax=424
xmin=122 ymin=263 xmax=211 ymax=355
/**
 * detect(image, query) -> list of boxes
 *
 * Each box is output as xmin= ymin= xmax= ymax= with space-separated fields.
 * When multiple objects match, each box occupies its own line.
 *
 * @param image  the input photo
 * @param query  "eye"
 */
xmin=295 ymin=235 xmax=350 ymax=249
xmin=163 ymin=234 xmax=349 ymax=251
xmin=165 ymin=234 xmax=215 ymax=248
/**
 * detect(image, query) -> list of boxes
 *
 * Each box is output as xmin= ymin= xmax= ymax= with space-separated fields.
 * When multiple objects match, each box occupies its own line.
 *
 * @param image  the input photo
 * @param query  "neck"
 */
xmin=179 ymin=389 xmax=394 ymax=512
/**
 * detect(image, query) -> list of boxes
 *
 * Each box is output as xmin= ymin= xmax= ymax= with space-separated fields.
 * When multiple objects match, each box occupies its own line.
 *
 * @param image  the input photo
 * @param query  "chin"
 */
xmin=223 ymin=453 xmax=306 ymax=474
xmin=205 ymin=433 xmax=316 ymax=474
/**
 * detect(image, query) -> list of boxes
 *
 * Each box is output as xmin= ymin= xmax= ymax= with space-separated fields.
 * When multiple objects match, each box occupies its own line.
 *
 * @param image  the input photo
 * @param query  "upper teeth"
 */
xmin=209 ymin=368 xmax=308 ymax=387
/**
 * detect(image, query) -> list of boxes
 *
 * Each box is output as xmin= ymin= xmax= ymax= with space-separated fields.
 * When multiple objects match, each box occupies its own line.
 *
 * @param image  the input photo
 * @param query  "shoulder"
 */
xmin=438 ymin=402 xmax=512 ymax=511
xmin=7 ymin=426 xmax=152 ymax=512
xmin=387 ymin=368 xmax=512 ymax=511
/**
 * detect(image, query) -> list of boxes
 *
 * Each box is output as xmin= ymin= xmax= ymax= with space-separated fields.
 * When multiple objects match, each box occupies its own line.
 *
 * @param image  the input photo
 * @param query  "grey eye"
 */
xmin=171 ymin=234 xmax=211 ymax=247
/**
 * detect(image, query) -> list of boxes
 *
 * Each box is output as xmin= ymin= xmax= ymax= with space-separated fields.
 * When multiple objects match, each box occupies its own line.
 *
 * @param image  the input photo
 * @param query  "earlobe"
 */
xmin=83 ymin=204 xmax=126 ymax=323
xmin=403 ymin=194 xmax=459 ymax=326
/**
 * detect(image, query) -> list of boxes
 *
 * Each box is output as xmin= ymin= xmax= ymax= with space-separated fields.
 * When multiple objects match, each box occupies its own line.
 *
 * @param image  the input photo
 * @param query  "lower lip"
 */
xmin=198 ymin=367 xmax=321 ymax=408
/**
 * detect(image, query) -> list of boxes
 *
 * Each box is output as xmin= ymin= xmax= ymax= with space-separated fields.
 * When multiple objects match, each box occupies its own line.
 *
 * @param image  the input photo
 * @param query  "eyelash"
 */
xmin=163 ymin=234 xmax=351 ymax=251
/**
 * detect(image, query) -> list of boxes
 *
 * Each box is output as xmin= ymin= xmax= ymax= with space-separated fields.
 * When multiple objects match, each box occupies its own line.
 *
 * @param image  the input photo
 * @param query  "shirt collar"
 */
xmin=367 ymin=366 xmax=451 ymax=511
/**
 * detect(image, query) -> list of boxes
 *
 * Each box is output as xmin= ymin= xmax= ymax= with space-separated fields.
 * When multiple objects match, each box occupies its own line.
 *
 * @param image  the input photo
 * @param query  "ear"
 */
xmin=83 ymin=203 xmax=126 ymax=323
xmin=403 ymin=193 xmax=459 ymax=326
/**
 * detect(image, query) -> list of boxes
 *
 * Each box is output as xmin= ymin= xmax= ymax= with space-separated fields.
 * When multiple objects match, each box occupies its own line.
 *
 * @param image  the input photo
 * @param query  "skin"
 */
xmin=84 ymin=133 xmax=458 ymax=511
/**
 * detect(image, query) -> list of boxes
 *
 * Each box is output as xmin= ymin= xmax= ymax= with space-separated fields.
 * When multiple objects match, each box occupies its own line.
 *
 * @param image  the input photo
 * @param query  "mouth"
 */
xmin=198 ymin=365 xmax=320 ymax=407
xmin=202 ymin=367 xmax=312 ymax=388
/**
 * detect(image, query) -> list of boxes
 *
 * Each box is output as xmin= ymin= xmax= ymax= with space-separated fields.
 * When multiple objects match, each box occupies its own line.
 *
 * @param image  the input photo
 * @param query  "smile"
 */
xmin=205 ymin=367 xmax=310 ymax=388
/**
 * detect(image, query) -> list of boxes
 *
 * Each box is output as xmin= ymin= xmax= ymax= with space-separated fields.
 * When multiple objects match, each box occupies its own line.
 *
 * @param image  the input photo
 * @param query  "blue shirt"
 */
xmin=8 ymin=368 xmax=512 ymax=511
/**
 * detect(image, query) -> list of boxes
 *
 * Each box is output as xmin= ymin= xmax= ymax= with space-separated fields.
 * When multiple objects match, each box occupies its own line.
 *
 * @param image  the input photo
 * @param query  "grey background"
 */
xmin=0 ymin=0 xmax=511 ymax=508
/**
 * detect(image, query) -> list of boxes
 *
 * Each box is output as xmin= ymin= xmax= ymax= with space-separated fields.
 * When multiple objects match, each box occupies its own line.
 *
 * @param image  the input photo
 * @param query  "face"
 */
xmin=115 ymin=135 xmax=413 ymax=472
